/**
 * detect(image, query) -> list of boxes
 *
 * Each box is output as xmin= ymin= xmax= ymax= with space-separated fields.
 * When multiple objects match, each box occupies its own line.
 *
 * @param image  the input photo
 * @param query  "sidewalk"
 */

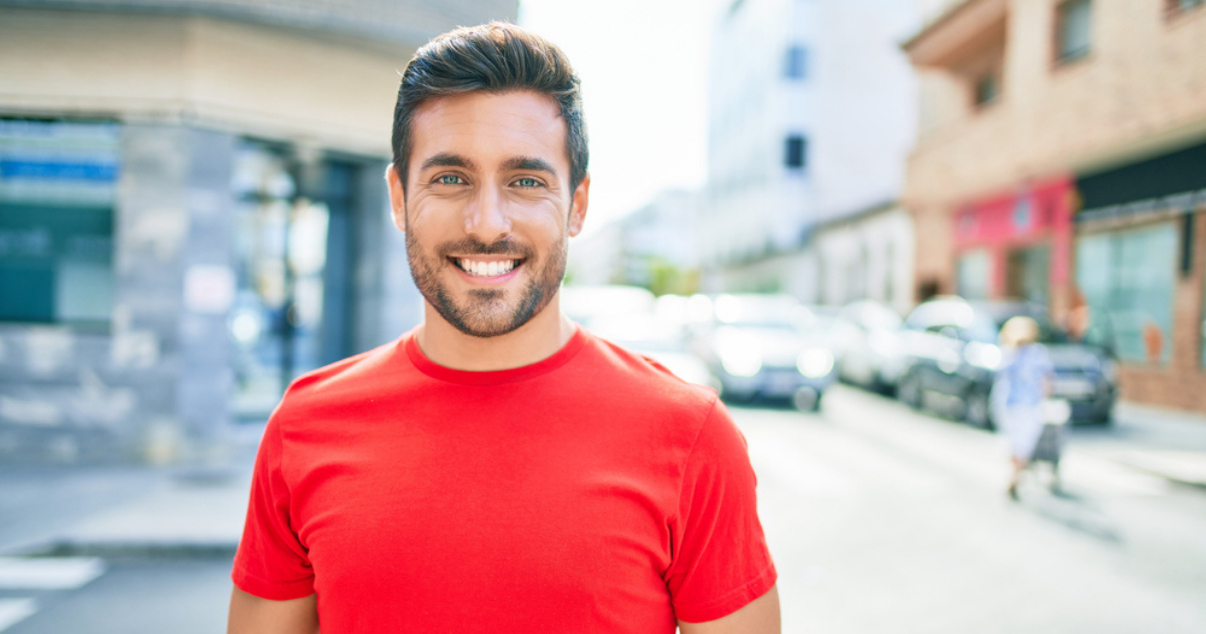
xmin=1069 ymin=400 xmax=1206 ymax=489
xmin=0 ymin=428 xmax=260 ymax=558
xmin=4 ymin=399 xmax=1206 ymax=557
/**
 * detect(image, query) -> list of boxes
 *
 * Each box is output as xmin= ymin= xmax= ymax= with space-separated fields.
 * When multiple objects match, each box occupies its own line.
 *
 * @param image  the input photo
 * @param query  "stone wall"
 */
xmin=0 ymin=125 xmax=237 ymax=463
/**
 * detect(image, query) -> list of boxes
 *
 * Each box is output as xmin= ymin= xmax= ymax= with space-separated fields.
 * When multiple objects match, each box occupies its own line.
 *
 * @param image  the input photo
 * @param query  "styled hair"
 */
xmin=1000 ymin=315 xmax=1040 ymax=348
xmin=391 ymin=22 xmax=589 ymax=194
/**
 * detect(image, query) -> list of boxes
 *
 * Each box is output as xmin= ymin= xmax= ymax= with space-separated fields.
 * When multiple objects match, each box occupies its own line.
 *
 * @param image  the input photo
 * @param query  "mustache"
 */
xmin=436 ymin=237 xmax=532 ymax=259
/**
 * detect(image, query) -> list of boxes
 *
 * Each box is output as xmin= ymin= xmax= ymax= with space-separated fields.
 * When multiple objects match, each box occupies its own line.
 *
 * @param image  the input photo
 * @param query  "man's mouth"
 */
xmin=451 ymin=257 xmax=525 ymax=278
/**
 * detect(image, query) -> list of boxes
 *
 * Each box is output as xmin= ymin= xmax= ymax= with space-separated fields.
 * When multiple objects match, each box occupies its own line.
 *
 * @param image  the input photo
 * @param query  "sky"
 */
xmin=518 ymin=0 xmax=721 ymax=235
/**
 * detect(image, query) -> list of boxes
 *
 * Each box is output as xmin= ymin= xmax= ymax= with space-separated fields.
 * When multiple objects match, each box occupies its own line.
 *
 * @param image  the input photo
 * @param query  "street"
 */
xmin=3 ymin=385 xmax=1206 ymax=633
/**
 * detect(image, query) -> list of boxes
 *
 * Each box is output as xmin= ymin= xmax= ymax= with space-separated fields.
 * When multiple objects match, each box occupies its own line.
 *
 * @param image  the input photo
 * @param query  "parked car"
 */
xmin=560 ymin=284 xmax=656 ymax=327
xmin=896 ymin=297 xmax=1117 ymax=428
xmin=694 ymin=294 xmax=839 ymax=411
xmin=835 ymin=299 xmax=908 ymax=394
xmin=589 ymin=313 xmax=720 ymax=392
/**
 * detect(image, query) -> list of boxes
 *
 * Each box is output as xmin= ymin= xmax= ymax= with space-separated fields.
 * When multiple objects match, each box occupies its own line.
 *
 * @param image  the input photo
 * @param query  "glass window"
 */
xmin=227 ymin=142 xmax=363 ymax=421
xmin=1056 ymin=0 xmax=1093 ymax=64
xmin=1167 ymin=0 xmax=1205 ymax=17
xmin=784 ymin=135 xmax=807 ymax=170
xmin=1076 ymin=222 xmax=1176 ymax=364
xmin=0 ymin=120 xmax=118 ymax=325
xmin=974 ymin=72 xmax=1000 ymax=107
xmin=1006 ymin=244 xmax=1050 ymax=305
xmin=957 ymin=249 xmax=991 ymax=300
xmin=784 ymin=45 xmax=808 ymax=80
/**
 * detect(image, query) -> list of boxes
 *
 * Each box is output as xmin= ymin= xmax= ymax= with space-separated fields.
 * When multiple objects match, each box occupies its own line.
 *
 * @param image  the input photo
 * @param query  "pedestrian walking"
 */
xmin=226 ymin=22 xmax=779 ymax=634
xmin=991 ymin=315 xmax=1055 ymax=500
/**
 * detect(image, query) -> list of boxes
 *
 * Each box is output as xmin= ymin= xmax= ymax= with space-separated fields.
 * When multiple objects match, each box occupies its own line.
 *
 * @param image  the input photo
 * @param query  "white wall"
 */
xmin=703 ymin=0 xmax=922 ymax=288
xmin=813 ymin=206 xmax=915 ymax=314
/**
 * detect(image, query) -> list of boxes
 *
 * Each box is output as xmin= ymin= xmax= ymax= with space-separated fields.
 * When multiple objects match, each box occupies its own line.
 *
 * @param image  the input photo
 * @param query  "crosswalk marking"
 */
xmin=0 ymin=557 xmax=105 ymax=590
xmin=0 ymin=598 xmax=36 ymax=633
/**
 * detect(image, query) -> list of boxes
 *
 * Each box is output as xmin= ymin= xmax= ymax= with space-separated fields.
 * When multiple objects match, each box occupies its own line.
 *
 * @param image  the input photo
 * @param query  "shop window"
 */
xmin=957 ymin=249 xmax=991 ymax=300
xmin=0 ymin=120 xmax=118 ymax=325
xmin=1006 ymin=245 xmax=1050 ymax=305
xmin=1055 ymin=0 xmax=1093 ymax=65
xmin=228 ymin=142 xmax=368 ymax=420
xmin=1076 ymin=223 xmax=1176 ymax=365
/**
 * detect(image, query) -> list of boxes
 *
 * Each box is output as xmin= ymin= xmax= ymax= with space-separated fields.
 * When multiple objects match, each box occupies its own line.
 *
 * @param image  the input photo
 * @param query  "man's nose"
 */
xmin=463 ymin=183 xmax=511 ymax=241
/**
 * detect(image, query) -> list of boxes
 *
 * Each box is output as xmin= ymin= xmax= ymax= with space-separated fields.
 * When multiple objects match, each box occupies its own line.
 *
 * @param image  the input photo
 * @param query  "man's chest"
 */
xmin=284 ymin=423 xmax=681 ymax=627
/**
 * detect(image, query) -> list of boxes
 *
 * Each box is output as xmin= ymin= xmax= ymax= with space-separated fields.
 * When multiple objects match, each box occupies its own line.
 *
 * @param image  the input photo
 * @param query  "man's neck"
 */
xmin=415 ymin=299 xmax=577 ymax=372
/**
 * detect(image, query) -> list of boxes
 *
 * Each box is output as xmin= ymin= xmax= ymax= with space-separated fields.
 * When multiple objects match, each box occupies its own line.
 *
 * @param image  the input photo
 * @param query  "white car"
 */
xmin=836 ymin=299 xmax=908 ymax=393
xmin=695 ymin=294 xmax=838 ymax=411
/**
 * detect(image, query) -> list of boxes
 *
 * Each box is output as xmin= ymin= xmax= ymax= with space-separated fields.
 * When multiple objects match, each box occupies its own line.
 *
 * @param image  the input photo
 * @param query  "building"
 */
xmin=566 ymin=189 xmax=702 ymax=295
xmin=903 ymin=0 xmax=1206 ymax=411
xmin=0 ymin=0 xmax=517 ymax=463
xmin=812 ymin=202 xmax=916 ymax=316
xmin=701 ymin=0 xmax=920 ymax=297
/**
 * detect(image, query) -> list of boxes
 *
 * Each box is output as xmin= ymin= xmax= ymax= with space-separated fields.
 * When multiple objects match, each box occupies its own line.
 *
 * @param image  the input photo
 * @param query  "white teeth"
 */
xmin=458 ymin=259 xmax=516 ymax=277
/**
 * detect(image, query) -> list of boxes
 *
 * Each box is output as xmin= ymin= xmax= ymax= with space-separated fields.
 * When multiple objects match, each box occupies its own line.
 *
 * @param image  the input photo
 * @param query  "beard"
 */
xmin=406 ymin=228 xmax=567 ymax=338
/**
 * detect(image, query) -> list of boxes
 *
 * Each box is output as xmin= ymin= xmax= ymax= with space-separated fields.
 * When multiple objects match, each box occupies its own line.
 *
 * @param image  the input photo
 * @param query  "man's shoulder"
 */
xmin=578 ymin=329 xmax=719 ymax=416
xmin=273 ymin=335 xmax=412 ymax=418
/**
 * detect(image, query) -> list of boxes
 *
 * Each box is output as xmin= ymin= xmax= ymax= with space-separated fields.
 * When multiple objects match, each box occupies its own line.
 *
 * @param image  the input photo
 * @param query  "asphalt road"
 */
xmin=750 ymin=385 xmax=1206 ymax=634
xmin=3 ymin=384 xmax=1205 ymax=633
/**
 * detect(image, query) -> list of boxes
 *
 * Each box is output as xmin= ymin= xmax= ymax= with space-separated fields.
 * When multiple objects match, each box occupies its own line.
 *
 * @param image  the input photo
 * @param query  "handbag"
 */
xmin=1041 ymin=398 xmax=1071 ymax=425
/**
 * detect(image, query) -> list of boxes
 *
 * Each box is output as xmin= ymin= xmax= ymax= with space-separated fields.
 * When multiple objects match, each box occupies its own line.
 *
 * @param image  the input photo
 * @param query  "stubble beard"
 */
xmin=405 ymin=226 xmax=567 ymax=339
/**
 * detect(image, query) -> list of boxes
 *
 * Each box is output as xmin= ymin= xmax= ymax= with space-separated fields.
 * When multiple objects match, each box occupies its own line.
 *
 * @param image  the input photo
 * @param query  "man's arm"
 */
xmin=227 ymin=587 xmax=319 ymax=634
xmin=679 ymin=584 xmax=780 ymax=634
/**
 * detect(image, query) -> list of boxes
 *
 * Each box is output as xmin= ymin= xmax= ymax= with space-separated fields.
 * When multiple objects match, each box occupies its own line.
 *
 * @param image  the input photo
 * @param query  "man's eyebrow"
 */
xmin=420 ymin=153 xmax=476 ymax=171
xmin=502 ymin=156 xmax=557 ymax=174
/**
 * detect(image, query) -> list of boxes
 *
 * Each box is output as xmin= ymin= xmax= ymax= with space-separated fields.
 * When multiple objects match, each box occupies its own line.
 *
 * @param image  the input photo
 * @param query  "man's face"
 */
xmin=387 ymin=90 xmax=589 ymax=338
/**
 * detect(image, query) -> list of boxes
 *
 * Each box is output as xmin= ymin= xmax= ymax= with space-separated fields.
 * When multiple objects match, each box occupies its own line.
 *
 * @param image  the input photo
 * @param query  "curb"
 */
xmin=1085 ymin=448 xmax=1206 ymax=491
xmin=0 ymin=538 xmax=238 ymax=560
xmin=1106 ymin=459 xmax=1206 ymax=491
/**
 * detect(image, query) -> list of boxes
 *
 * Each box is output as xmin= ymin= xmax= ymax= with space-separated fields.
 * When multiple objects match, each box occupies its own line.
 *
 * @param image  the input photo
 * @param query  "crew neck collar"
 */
xmin=404 ymin=325 xmax=587 ymax=385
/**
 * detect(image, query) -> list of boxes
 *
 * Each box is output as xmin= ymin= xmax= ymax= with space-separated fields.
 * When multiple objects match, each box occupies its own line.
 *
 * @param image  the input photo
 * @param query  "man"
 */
xmin=228 ymin=22 xmax=778 ymax=634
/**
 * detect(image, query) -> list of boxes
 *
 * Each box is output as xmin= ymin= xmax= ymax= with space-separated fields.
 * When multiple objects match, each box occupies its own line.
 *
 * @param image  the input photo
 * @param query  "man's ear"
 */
xmin=568 ymin=173 xmax=590 ymax=237
xmin=385 ymin=163 xmax=407 ymax=233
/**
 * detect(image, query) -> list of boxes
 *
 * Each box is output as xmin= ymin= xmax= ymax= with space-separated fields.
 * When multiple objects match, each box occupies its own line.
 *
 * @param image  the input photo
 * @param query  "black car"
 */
xmin=896 ymin=297 xmax=1117 ymax=428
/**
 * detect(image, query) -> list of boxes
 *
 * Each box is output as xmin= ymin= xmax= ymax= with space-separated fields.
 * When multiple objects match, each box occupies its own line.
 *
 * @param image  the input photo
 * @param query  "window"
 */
xmin=1167 ymin=0 xmax=1205 ymax=17
xmin=1055 ymin=0 xmax=1093 ymax=64
xmin=956 ymin=249 xmax=991 ymax=300
xmin=784 ymin=135 xmax=807 ymax=170
xmin=1076 ymin=223 xmax=1176 ymax=365
xmin=784 ymin=45 xmax=808 ymax=80
xmin=0 ymin=120 xmax=119 ymax=325
xmin=974 ymin=72 xmax=1000 ymax=107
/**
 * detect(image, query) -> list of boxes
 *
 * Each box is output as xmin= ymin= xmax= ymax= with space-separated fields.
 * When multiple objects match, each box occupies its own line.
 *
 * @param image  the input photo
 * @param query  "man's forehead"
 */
xmin=410 ymin=90 xmax=568 ymax=170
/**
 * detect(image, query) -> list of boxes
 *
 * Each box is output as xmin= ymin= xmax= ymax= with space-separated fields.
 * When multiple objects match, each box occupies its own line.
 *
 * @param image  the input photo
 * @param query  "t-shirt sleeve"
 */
xmin=665 ymin=398 xmax=777 ymax=623
xmin=231 ymin=415 xmax=315 ymax=600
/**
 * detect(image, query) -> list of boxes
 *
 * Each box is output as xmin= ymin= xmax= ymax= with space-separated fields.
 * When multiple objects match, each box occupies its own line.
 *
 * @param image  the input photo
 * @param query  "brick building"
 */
xmin=903 ymin=0 xmax=1206 ymax=411
xmin=0 ymin=0 xmax=517 ymax=463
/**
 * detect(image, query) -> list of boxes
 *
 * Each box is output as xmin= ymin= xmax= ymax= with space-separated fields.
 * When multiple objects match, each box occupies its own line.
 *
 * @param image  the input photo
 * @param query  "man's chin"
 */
xmin=435 ymin=296 xmax=527 ymax=339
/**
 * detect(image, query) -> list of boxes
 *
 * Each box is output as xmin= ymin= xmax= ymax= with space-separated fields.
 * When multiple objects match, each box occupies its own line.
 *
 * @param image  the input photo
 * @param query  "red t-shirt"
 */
xmin=232 ymin=326 xmax=776 ymax=632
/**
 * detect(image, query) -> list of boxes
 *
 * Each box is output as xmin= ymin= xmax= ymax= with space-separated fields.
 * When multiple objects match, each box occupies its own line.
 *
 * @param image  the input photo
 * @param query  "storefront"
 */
xmin=951 ymin=176 xmax=1075 ymax=312
xmin=0 ymin=118 xmax=421 ymax=462
xmin=1073 ymin=139 xmax=1206 ymax=410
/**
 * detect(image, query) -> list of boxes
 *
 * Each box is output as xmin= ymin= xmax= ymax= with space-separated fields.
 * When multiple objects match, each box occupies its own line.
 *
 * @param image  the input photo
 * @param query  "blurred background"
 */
xmin=2 ymin=0 xmax=1206 ymax=632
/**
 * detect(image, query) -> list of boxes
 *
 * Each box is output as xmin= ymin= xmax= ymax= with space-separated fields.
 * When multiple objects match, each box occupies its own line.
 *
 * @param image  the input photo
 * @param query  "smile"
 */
xmin=452 ymin=257 xmax=524 ymax=278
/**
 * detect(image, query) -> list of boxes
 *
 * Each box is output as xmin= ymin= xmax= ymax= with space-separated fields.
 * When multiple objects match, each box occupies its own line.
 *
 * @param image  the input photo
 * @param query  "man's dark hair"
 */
xmin=392 ymin=22 xmax=589 ymax=195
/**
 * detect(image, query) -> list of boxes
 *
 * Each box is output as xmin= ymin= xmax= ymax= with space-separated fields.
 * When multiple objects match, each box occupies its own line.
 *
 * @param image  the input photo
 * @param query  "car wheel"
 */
xmin=898 ymin=372 xmax=922 ymax=409
xmin=963 ymin=389 xmax=994 ymax=430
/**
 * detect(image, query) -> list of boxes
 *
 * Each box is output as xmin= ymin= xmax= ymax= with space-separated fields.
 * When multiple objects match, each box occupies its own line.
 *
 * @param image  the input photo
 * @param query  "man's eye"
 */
xmin=437 ymin=175 xmax=464 ymax=185
xmin=514 ymin=177 xmax=541 ymax=188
